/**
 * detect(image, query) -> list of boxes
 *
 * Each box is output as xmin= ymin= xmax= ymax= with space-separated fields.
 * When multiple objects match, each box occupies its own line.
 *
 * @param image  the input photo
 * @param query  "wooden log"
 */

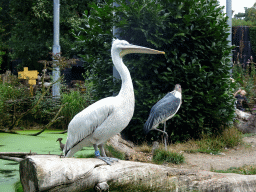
xmin=20 ymin=155 xmax=256 ymax=192
xmin=0 ymin=155 xmax=23 ymax=162
xmin=0 ymin=152 xmax=37 ymax=157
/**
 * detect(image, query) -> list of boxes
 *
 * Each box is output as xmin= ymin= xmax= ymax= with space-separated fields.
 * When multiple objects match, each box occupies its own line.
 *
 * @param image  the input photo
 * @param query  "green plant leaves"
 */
xmin=73 ymin=0 xmax=235 ymax=143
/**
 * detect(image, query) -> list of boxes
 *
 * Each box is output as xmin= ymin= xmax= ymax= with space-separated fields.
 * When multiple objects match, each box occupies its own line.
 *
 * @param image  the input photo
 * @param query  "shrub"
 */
xmin=57 ymin=80 xmax=94 ymax=129
xmin=73 ymin=0 xmax=234 ymax=142
xmin=152 ymin=148 xmax=185 ymax=164
xmin=0 ymin=82 xmax=30 ymax=127
xmin=213 ymin=165 xmax=256 ymax=175
xmin=105 ymin=144 xmax=125 ymax=160
xmin=221 ymin=127 xmax=242 ymax=148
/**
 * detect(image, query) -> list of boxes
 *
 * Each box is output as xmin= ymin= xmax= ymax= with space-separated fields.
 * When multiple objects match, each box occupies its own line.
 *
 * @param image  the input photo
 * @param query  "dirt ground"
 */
xmin=171 ymin=135 xmax=256 ymax=171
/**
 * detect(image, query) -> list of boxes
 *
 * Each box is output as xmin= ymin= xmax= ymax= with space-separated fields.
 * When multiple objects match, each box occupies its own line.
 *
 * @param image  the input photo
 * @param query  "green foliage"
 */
xmin=74 ymin=0 xmax=234 ymax=142
xmin=186 ymin=127 xmax=242 ymax=154
xmin=245 ymin=4 xmax=256 ymax=24
xmin=212 ymin=165 xmax=256 ymax=175
xmin=221 ymin=127 xmax=242 ymax=148
xmin=59 ymin=81 xmax=94 ymax=129
xmin=232 ymin=18 xmax=255 ymax=27
xmin=153 ymin=149 xmax=185 ymax=164
xmin=5 ymin=0 xmax=97 ymax=71
xmin=232 ymin=57 xmax=256 ymax=104
xmin=0 ymin=81 xmax=30 ymax=127
xmin=72 ymin=0 xmax=116 ymax=98
xmin=105 ymin=144 xmax=125 ymax=160
xmin=14 ymin=181 xmax=23 ymax=192
xmin=250 ymin=27 xmax=256 ymax=55
xmin=0 ymin=6 xmax=6 ymax=70
xmin=108 ymin=181 xmax=176 ymax=192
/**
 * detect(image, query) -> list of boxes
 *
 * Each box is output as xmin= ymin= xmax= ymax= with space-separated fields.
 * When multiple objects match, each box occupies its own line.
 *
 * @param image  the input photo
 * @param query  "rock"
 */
xmin=106 ymin=134 xmax=136 ymax=160
xmin=234 ymin=109 xmax=256 ymax=133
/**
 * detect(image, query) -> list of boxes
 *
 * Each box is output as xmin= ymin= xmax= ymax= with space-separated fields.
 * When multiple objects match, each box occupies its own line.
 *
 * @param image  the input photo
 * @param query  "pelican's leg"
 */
xmin=99 ymin=144 xmax=119 ymax=164
xmin=93 ymin=144 xmax=101 ymax=157
xmin=93 ymin=144 xmax=118 ymax=165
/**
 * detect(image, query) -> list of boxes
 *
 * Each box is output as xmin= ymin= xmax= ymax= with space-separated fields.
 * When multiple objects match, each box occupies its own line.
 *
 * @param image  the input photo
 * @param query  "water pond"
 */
xmin=0 ymin=130 xmax=94 ymax=191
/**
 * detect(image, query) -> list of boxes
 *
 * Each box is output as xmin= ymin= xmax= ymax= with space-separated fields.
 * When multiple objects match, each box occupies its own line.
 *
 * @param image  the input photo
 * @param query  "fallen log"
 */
xmin=0 ymin=152 xmax=37 ymax=157
xmin=20 ymin=155 xmax=256 ymax=192
xmin=0 ymin=155 xmax=23 ymax=162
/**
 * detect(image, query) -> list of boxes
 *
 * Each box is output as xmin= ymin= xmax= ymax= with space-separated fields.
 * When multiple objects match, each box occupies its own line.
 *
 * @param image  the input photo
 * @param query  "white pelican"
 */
xmin=63 ymin=39 xmax=165 ymax=164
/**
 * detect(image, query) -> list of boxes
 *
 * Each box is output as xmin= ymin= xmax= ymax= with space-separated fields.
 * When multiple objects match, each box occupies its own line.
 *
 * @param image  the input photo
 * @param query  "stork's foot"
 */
xmin=97 ymin=156 xmax=119 ymax=165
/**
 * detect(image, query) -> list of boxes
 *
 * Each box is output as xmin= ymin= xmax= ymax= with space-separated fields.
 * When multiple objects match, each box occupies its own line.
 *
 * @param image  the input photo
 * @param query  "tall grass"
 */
xmin=212 ymin=165 xmax=256 ymax=175
xmin=179 ymin=127 xmax=242 ymax=155
xmin=153 ymin=149 xmax=185 ymax=164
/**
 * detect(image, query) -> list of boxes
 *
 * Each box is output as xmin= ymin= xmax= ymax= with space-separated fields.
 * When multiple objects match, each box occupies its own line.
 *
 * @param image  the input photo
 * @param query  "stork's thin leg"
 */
xmin=154 ymin=128 xmax=168 ymax=137
xmin=153 ymin=125 xmax=168 ymax=151
xmin=163 ymin=122 xmax=167 ymax=151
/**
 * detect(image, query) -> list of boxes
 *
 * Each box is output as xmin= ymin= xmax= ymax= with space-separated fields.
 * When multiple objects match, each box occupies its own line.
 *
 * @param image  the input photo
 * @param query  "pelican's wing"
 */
xmin=64 ymin=97 xmax=114 ymax=155
xmin=144 ymin=92 xmax=181 ymax=133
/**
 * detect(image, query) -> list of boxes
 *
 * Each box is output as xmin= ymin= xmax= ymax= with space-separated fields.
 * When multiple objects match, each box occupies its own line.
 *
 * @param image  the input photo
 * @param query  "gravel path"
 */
xmin=172 ymin=135 xmax=256 ymax=171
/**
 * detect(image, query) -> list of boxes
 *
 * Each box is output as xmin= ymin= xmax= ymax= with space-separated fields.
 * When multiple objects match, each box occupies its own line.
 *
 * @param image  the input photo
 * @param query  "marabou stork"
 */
xmin=144 ymin=84 xmax=182 ymax=150
xmin=56 ymin=138 xmax=65 ymax=151
xmin=63 ymin=39 xmax=165 ymax=165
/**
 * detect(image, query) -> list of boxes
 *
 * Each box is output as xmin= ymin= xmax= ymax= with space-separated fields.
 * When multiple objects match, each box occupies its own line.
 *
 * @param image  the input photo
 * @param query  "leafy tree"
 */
xmin=244 ymin=3 xmax=256 ymax=24
xmin=73 ymin=0 xmax=234 ymax=142
xmin=6 ymin=0 xmax=96 ymax=71
xmin=0 ymin=6 xmax=6 ymax=70
xmin=234 ymin=12 xmax=245 ymax=19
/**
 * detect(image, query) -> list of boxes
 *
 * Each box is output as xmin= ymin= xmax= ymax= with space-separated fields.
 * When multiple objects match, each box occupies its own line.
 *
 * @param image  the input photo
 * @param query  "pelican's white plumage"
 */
xmin=63 ymin=39 xmax=165 ymax=164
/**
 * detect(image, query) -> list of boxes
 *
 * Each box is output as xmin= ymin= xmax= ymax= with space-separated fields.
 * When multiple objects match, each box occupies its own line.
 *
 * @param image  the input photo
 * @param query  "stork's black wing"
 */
xmin=149 ymin=92 xmax=173 ymax=114
xmin=144 ymin=93 xmax=181 ymax=134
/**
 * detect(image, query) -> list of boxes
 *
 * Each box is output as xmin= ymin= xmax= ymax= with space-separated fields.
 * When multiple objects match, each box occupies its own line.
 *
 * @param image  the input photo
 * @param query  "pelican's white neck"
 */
xmin=111 ymin=50 xmax=134 ymax=99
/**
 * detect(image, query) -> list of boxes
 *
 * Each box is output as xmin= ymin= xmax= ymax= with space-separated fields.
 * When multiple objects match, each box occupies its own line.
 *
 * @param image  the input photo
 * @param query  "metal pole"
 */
xmin=113 ymin=2 xmax=121 ymax=95
xmin=226 ymin=0 xmax=233 ymax=73
xmin=52 ymin=0 xmax=61 ymax=97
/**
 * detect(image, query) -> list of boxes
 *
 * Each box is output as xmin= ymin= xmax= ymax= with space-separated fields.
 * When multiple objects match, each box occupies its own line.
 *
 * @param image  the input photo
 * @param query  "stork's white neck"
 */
xmin=174 ymin=90 xmax=182 ymax=99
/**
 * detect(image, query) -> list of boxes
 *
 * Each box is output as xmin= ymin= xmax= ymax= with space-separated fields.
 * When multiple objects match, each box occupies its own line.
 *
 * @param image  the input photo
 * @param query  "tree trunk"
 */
xmin=20 ymin=155 xmax=256 ymax=192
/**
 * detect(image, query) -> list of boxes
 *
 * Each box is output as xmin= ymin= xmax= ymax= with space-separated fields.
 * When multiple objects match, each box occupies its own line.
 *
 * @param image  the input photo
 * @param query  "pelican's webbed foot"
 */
xmin=95 ymin=150 xmax=118 ymax=165
xmin=97 ymin=156 xmax=119 ymax=165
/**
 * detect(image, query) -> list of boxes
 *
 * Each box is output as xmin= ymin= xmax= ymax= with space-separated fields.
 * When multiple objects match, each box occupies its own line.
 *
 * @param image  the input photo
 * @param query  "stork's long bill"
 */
xmin=119 ymin=44 xmax=165 ymax=57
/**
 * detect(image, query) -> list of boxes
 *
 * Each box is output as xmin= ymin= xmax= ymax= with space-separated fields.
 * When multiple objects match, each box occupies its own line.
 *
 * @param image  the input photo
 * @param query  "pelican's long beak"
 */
xmin=119 ymin=44 xmax=165 ymax=57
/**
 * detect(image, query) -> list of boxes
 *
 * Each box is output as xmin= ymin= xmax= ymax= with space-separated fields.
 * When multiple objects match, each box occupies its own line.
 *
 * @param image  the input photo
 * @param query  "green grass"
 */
xmin=108 ymin=181 xmax=176 ymax=192
xmin=212 ymin=165 xmax=256 ymax=175
xmin=153 ymin=149 xmax=185 ymax=164
xmin=14 ymin=181 xmax=23 ymax=192
xmin=105 ymin=144 xmax=125 ymax=160
xmin=184 ymin=127 xmax=243 ymax=155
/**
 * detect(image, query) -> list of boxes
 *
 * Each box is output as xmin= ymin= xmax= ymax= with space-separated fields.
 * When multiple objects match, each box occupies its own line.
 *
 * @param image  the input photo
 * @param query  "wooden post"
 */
xmin=18 ymin=67 xmax=39 ymax=96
